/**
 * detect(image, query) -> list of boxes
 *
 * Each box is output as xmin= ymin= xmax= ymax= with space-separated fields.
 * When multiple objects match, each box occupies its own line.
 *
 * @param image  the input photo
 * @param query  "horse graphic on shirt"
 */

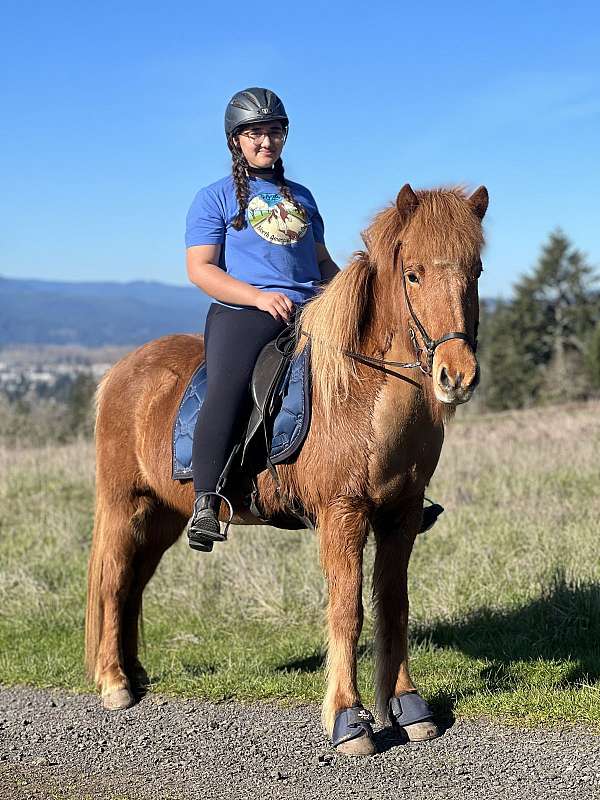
xmin=248 ymin=192 xmax=308 ymax=245
xmin=265 ymin=203 xmax=300 ymax=241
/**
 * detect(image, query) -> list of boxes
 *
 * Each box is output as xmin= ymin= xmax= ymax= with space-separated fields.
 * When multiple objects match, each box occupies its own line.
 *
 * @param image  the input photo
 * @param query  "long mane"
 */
xmin=297 ymin=187 xmax=484 ymax=419
xmin=297 ymin=250 xmax=375 ymax=419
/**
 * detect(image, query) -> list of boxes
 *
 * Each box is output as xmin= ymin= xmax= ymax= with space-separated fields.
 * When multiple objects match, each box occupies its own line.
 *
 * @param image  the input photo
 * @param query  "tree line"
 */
xmin=477 ymin=229 xmax=600 ymax=411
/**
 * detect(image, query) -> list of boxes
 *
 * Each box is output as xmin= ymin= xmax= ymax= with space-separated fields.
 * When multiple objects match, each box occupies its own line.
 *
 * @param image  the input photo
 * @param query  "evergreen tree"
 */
xmin=479 ymin=300 xmax=534 ymax=410
xmin=586 ymin=322 xmax=600 ymax=390
xmin=480 ymin=230 xmax=599 ymax=410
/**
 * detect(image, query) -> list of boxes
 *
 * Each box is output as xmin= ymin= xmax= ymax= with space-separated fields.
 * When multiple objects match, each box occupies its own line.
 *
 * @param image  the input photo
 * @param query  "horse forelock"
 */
xmin=368 ymin=187 xmax=485 ymax=269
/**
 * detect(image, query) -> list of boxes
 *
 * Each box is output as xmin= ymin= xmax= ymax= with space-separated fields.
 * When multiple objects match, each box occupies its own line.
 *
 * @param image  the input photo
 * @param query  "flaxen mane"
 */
xmin=297 ymin=251 xmax=375 ymax=421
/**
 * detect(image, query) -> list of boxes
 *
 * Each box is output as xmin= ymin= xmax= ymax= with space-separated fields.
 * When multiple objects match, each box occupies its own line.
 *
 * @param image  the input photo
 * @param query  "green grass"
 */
xmin=1 ymin=402 xmax=600 ymax=728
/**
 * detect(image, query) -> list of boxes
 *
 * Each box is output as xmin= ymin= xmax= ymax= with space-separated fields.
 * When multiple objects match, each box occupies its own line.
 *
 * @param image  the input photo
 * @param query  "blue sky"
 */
xmin=2 ymin=0 xmax=599 ymax=298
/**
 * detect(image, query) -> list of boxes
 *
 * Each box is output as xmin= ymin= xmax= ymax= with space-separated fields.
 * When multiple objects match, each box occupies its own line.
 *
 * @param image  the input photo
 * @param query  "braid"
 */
xmin=227 ymin=135 xmax=250 ymax=230
xmin=227 ymin=133 xmax=305 ymax=229
xmin=273 ymin=158 xmax=306 ymax=217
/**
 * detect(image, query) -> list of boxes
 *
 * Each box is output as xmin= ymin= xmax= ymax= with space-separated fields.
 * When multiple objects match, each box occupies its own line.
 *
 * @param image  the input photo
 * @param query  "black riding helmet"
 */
xmin=224 ymin=87 xmax=289 ymax=139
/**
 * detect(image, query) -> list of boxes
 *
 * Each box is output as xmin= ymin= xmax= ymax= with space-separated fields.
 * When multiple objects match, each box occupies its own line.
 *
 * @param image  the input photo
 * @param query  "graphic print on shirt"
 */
xmin=246 ymin=192 xmax=308 ymax=245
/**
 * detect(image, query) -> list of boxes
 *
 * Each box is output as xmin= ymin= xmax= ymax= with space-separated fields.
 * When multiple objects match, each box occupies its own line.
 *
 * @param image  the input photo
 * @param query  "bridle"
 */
xmin=299 ymin=241 xmax=477 ymax=377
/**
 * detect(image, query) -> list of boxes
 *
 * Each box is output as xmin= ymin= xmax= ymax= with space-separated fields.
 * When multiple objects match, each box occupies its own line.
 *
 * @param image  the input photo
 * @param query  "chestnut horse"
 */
xmin=85 ymin=183 xmax=488 ymax=754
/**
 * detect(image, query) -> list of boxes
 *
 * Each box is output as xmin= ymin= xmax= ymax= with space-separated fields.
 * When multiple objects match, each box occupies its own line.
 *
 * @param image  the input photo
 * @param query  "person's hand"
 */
xmin=254 ymin=290 xmax=294 ymax=322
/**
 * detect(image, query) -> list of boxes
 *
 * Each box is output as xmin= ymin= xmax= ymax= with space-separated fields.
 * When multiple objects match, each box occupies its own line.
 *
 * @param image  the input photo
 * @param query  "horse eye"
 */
xmin=406 ymin=272 xmax=420 ymax=285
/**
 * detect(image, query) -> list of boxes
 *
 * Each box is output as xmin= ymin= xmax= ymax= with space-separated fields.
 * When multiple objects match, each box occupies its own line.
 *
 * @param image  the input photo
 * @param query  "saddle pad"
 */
xmin=269 ymin=341 xmax=311 ymax=465
xmin=172 ymin=344 xmax=311 ymax=481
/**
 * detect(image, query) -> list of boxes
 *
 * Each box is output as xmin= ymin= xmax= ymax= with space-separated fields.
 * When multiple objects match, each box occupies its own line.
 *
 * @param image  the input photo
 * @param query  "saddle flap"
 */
xmin=241 ymin=340 xmax=290 ymax=465
xmin=251 ymin=340 xmax=289 ymax=414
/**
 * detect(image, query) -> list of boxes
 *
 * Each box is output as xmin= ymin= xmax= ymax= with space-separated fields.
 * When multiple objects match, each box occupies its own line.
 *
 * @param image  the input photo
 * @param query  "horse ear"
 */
xmin=396 ymin=184 xmax=419 ymax=218
xmin=468 ymin=186 xmax=489 ymax=220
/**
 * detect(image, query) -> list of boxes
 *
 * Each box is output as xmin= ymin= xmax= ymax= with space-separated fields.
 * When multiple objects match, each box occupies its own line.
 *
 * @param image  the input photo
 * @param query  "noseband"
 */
xmin=302 ymin=241 xmax=477 ymax=377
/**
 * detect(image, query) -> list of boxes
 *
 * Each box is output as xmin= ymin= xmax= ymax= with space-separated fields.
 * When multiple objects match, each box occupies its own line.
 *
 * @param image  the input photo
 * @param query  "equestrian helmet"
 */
xmin=224 ymin=88 xmax=289 ymax=137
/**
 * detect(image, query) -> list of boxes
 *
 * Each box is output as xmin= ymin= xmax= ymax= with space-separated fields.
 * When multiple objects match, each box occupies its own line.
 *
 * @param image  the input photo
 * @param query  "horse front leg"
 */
xmin=372 ymin=498 xmax=439 ymax=741
xmin=319 ymin=499 xmax=375 ymax=755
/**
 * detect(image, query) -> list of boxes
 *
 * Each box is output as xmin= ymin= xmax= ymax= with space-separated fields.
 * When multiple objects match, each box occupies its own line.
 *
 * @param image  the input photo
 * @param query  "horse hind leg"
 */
xmin=121 ymin=502 xmax=188 ymax=695
xmin=372 ymin=502 xmax=439 ymax=741
xmin=85 ymin=489 xmax=153 ymax=710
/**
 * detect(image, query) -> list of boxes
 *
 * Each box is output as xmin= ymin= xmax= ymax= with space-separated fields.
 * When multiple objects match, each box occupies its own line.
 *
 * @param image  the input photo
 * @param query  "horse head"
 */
xmin=369 ymin=184 xmax=488 ymax=405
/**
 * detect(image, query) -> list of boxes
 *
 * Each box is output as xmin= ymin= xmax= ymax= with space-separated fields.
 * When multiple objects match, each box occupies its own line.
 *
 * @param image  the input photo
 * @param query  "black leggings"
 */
xmin=192 ymin=302 xmax=288 ymax=493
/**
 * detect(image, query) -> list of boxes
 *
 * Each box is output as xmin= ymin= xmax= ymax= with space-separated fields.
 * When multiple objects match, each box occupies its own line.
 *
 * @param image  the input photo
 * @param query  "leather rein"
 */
xmin=299 ymin=241 xmax=476 ymax=377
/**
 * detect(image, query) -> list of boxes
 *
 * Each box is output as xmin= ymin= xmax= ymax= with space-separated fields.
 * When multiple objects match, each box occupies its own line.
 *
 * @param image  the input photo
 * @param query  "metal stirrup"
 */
xmin=198 ymin=490 xmax=235 ymax=539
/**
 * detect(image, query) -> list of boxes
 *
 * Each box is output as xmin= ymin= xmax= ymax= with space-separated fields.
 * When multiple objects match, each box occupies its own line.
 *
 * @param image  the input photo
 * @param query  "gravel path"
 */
xmin=1 ymin=685 xmax=599 ymax=800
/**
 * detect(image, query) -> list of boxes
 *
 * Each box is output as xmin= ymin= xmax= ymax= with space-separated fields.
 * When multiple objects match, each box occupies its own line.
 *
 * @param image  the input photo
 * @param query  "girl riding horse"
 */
xmin=184 ymin=87 xmax=339 ymax=548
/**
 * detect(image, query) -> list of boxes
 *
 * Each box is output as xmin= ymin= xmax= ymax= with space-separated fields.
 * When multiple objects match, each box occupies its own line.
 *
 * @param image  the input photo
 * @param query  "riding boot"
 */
xmin=187 ymin=493 xmax=226 ymax=552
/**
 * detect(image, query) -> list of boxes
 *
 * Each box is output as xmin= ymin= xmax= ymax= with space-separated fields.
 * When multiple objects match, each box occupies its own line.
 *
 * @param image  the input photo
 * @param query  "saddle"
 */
xmin=172 ymin=324 xmax=314 ymax=530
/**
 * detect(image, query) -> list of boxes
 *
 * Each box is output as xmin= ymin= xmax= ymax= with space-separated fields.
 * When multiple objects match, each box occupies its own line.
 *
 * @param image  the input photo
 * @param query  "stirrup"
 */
xmin=187 ymin=491 xmax=234 ymax=552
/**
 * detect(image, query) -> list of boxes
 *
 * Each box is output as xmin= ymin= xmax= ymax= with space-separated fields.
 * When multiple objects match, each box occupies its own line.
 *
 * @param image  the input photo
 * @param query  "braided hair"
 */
xmin=227 ymin=133 xmax=305 ymax=231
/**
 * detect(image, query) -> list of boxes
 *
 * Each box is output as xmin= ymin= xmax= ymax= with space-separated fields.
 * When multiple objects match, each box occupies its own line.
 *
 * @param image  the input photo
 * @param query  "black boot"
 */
xmin=187 ymin=493 xmax=226 ymax=552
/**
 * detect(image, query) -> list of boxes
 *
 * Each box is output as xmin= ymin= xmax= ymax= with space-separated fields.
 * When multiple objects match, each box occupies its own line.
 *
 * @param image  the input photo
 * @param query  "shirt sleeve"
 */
xmin=185 ymin=186 xmax=226 ymax=248
xmin=311 ymin=208 xmax=325 ymax=244
xmin=304 ymin=189 xmax=325 ymax=244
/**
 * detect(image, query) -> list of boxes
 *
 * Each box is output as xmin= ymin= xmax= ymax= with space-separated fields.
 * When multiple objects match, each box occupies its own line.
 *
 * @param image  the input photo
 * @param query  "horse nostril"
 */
xmin=439 ymin=366 xmax=452 ymax=390
xmin=464 ymin=365 xmax=480 ymax=391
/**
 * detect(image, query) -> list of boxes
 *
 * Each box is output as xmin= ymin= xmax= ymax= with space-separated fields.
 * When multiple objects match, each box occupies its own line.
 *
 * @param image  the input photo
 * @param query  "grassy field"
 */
xmin=1 ymin=401 xmax=600 ymax=727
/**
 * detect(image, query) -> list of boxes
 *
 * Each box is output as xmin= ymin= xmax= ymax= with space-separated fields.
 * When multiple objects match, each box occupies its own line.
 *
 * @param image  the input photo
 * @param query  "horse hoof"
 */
xmin=332 ymin=706 xmax=376 ymax=756
xmin=336 ymin=734 xmax=377 ymax=756
xmin=389 ymin=693 xmax=440 ymax=742
xmin=102 ymin=688 xmax=135 ymax=711
xmin=403 ymin=720 xmax=440 ymax=741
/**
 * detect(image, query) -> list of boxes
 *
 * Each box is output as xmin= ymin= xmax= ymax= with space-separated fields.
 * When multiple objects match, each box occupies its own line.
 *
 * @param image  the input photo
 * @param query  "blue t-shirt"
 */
xmin=185 ymin=173 xmax=325 ymax=309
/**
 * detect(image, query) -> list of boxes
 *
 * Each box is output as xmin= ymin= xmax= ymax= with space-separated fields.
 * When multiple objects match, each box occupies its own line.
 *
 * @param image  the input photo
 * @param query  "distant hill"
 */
xmin=0 ymin=274 xmax=500 ymax=349
xmin=0 ymin=276 xmax=212 ymax=346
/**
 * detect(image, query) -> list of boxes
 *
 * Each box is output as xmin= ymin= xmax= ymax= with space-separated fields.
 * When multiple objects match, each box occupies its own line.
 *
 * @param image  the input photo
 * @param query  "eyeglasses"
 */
xmin=239 ymin=128 xmax=285 ymax=143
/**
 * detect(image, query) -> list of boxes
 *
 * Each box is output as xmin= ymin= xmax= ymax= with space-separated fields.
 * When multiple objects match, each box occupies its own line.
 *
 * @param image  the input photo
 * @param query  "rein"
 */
xmin=300 ymin=241 xmax=476 ymax=377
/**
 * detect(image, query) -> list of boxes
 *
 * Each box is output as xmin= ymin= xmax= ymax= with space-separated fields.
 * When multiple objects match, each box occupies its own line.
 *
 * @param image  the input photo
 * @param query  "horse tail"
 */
xmin=84 ymin=498 xmax=104 ymax=682
xmin=84 ymin=369 xmax=113 ymax=682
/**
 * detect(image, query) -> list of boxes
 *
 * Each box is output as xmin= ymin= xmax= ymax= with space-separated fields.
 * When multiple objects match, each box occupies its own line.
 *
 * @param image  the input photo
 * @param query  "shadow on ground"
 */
xmin=275 ymin=570 xmax=600 ymax=720
xmin=414 ymin=570 xmax=600 ymax=688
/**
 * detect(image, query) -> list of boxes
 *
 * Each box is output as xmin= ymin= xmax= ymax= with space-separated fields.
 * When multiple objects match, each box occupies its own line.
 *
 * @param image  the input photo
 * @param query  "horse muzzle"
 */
xmin=433 ymin=360 xmax=480 ymax=405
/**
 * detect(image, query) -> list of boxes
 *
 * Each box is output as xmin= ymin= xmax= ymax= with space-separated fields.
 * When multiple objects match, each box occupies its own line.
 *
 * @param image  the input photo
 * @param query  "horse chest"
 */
xmin=367 ymin=381 xmax=444 ymax=503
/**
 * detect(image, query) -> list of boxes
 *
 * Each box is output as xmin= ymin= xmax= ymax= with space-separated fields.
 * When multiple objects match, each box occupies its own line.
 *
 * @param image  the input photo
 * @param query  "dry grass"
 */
xmin=1 ymin=401 xmax=599 ymax=724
